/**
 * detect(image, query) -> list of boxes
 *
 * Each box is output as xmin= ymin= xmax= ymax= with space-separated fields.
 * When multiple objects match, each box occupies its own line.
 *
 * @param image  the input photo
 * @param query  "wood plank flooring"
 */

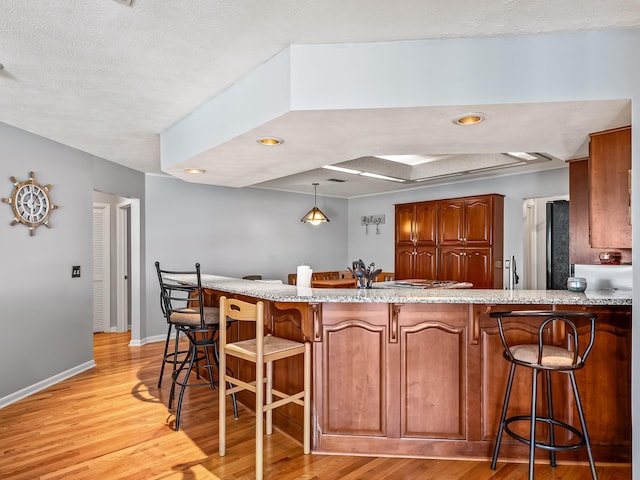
xmin=0 ymin=332 xmax=631 ymax=479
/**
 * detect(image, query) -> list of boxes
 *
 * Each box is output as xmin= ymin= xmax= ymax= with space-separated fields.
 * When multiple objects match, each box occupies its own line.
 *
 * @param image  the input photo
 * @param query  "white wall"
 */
xmin=143 ymin=174 xmax=348 ymax=341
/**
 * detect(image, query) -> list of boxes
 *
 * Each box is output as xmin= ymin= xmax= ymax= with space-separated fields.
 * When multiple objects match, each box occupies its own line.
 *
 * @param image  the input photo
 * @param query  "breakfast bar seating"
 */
xmin=163 ymin=273 xmax=631 ymax=466
xmin=218 ymin=297 xmax=311 ymax=480
xmin=489 ymin=310 xmax=598 ymax=479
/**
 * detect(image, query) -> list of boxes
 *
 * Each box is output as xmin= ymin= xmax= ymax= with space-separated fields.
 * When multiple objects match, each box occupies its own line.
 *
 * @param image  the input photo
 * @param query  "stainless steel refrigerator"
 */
xmin=546 ymin=200 xmax=570 ymax=290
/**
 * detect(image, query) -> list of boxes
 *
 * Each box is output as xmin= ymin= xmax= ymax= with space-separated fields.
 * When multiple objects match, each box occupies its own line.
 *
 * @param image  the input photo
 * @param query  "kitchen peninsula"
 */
xmin=173 ymin=274 xmax=631 ymax=464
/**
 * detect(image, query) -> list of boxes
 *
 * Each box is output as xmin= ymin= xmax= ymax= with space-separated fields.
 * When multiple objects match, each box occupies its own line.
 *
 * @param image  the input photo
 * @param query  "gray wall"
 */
xmin=143 ymin=174 xmax=348 ymax=340
xmin=0 ymin=121 xmax=144 ymax=401
xmin=347 ymin=168 xmax=570 ymax=286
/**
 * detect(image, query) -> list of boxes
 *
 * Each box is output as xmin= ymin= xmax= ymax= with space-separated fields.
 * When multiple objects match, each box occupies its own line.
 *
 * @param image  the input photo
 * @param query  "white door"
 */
xmin=93 ymin=203 xmax=111 ymax=332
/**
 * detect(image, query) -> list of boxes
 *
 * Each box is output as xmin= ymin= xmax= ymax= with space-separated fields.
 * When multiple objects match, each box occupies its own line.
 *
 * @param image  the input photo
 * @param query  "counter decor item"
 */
xmin=567 ymin=276 xmax=587 ymax=292
xmin=296 ymin=265 xmax=313 ymax=287
xmin=348 ymin=259 xmax=381 ymax=289
xmin=599 ymin=251 xmax=622 ymax=264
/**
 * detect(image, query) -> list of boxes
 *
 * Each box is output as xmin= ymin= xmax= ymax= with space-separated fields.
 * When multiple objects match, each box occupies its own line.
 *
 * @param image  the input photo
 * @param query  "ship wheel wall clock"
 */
xmin=2 ymin=171 xmax=58 ymax=236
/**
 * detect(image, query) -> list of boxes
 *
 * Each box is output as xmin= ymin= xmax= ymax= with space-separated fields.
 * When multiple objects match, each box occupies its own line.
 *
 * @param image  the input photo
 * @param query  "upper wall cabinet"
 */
xmin=438 ymin=197 xmax=494 ymax=246
xmin=588 ymin=126 xmax=632 ymax=249
xmin=395 ymin=194 xmax=504 ymax=288
xmin=395 ymin=202 xmax=437 ymax=246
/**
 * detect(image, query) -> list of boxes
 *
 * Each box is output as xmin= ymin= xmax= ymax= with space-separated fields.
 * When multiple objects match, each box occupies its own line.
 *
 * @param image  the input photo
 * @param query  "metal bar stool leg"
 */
xmin=491 ymin=362 xmax=516 ymax=470
xmin=528 ymin=369 xmax=539 ymax=480
xmin=569 ymin=371 xmax=599 ymax=480
xmin=175 ymin=333 xmax=198 ymax=431
xmin=545 ymin=369 xmax=557 ymax=467
xmin=158 ymin=324 xmax=173 ymax=388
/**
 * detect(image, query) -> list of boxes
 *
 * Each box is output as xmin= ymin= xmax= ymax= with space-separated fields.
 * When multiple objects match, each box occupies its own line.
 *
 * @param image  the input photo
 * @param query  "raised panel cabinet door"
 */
xmin=398 ymin=304 xmax=469 ymax=439
xmin=588 ymin=126 xmax=632 ymax=248
xmin=464 ymin=197 xmax=492 ymax=245
xmin=395 ymin=246 xmax=415 ymax=280
xmin=319 ymin=304 xmax=389 ymax=437
xmin=395 ymin=204 xmax=416 ymax=245
xmin=464 ymin=247 xmax=492 ymax=288
xmin=414 ymin=202 xmax=438 ymax=245
xmin=414 ymin=247 xmax=437 ymax=280
xmin=437 ymin=247 xmax=464 ymax=282
xmin=438 ymin=200 xmax=464 ymax=245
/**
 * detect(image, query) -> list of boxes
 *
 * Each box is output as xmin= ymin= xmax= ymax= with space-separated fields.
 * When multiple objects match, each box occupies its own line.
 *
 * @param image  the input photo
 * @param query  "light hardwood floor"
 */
xmin=0 ymin=332 xmax=631 ymax=479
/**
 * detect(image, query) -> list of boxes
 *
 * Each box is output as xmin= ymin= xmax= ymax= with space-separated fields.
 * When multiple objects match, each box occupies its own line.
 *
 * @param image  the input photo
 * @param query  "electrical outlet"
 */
xmin=72 ymin=266 xmax=81 ymax=278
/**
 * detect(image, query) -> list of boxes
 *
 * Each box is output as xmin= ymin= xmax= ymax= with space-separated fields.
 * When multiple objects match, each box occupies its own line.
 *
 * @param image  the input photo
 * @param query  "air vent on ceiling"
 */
xmin=327 ymin=178 xmax=346 ymax=182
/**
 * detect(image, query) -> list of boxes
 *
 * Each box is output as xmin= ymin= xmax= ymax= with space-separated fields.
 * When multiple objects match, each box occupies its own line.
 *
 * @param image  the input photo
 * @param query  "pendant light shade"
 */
xmin=301 ymin=183 xmax=330 ymax=225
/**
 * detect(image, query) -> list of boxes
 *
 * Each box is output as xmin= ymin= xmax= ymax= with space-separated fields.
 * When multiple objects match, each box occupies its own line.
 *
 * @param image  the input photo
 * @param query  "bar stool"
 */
xmin=489 ymin=310 xmax=598 ymax=480
xmin=155 ymin=262 xmax=237 ymax=430
xmin=218 ymin=297 xmax=311 ymax=480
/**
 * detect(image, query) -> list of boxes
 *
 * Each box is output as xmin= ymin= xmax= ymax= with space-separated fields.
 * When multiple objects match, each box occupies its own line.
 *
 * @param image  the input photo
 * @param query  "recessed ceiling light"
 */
xmin=453 ymin=113 xmax=486 ymax=125
xmin=322 ymin=165 xmax=363 ymax=175
xmin=184 ymin=168 xmax=205 ymax=174
xmin=257 ymin=136 xmax=284 ymax=146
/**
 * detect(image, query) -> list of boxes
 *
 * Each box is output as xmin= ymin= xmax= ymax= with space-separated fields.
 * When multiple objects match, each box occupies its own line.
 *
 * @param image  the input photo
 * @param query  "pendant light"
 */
xmin=301 ymin=183 xmax=330 ymax=225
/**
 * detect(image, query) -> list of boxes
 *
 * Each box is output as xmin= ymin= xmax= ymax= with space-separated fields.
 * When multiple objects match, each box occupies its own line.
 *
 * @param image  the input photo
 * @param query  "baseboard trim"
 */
xmin=0 ymin=360 xmax=97 ymax=409
xmin=129 ymin=333 xmax=171 ymax=347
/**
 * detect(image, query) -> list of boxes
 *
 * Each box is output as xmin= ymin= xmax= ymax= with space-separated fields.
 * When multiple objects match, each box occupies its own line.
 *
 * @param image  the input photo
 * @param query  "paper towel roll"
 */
xmin=296 ymin=286 xmax=313 ymax=297
xmin=297 ymin=265 xmax=312 ymax=288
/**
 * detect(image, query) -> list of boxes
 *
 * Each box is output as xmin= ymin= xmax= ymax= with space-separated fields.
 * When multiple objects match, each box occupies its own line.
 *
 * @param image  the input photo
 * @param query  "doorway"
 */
xmin=92 ymin=192 xmax=141 ymax=342
xmin=522 ymin=194 xmax=569 ymax=289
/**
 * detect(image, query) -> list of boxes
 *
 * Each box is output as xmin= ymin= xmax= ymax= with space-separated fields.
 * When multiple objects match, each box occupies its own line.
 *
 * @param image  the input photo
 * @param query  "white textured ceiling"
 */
xmin=1 ymin=1 xmax=639 ymax=196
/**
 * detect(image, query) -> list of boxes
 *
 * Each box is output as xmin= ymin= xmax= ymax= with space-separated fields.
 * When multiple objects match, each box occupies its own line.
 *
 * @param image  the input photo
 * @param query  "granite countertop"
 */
xmin=166 ymin=274 xmax=632 ymax=306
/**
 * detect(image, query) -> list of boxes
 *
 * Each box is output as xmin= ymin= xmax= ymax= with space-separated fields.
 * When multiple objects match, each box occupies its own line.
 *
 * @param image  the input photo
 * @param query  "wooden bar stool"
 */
xmin=489 ymin=310 xmax=598 ymax=480
xmin=218 ymin=297 xmax=311 ymax=480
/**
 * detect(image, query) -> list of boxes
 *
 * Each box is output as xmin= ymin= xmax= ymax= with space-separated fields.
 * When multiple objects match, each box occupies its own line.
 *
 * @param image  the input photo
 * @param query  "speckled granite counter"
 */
xmin=169 ymin=273 xmax=632 ymax=306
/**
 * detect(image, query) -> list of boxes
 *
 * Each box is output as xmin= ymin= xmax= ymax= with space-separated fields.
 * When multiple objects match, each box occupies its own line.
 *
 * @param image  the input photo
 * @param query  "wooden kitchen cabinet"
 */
xmin=569 ymin=159 xmax=632 ymax=264
xmin=395 ymin=202 xmax=438 ymax=280
xmin=395 ymin=245 xmax=437 ymax=280
xmin=395 ymin=201 xmax=437 ymax=246
xmin=439 ymin=246 xmax=492 ymax=288
xmin=438 ymin=196 xmax=494 ymax=246
xmin=588 ymin=126 xmax=631 ymax=249
xmin=396 ymin=194 xmax=503 ymax=287
xmin=315 ymin=302 xmax=471 ymax=456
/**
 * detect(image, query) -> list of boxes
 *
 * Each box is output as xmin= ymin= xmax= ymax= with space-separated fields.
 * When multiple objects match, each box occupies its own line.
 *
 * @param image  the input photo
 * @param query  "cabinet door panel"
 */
xmin=589 ymin=127 xmax=631 ymax=248
xmin=465 ymin=198 xmax=492 ymax=245
xmin=438 ymin=201 xmax=464 ymax=245
xmin=414 ymin=247 xmax=437 ymax=279
xmin=395 ymin=204 xmax=415 ymax=245
xmin=414 ymin=202 xmax=437 ymax=245
xmin=402 ymin=323 xmax=466 ymax=438
xmin=395 ymin=246 xmax=414 ymax=280
xmin=399 ymin=304 xmax=468 ymax=439
xmin=321 ymin=305 xmax=388 ymax=436
xmin=438 ymin=247 xmax=464 ymax=282
xmin=465 ymin=247 xmax=492 ymax=288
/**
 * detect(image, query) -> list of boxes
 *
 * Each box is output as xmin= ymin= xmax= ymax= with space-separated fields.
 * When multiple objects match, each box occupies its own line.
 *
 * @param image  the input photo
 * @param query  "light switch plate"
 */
xmin=72 ymin=266 xmax=81 ymax=278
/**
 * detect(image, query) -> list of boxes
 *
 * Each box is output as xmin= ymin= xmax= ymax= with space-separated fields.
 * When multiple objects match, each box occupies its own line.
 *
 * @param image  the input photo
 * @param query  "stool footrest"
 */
xmin=504 ymin=415 xmax=586 ymax=452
